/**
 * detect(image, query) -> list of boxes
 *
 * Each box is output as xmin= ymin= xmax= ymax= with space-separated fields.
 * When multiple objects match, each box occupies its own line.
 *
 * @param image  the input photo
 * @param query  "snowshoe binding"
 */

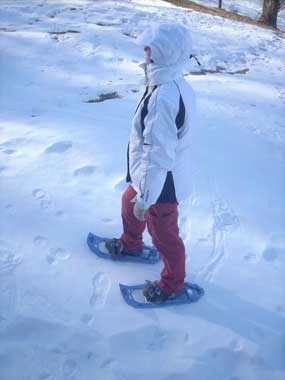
xmin=143 ymin=280 xmax=183 ymax=303
xmin=105 ymin=238 xmax=142 ymax=260
xmin=87 ymin=233 xmax=160 ymax=264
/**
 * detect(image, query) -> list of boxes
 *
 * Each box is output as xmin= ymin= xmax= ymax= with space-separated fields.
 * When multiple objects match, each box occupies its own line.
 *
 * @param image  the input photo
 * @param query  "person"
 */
xmin=106 ymin=22 xmax=196 ymax=303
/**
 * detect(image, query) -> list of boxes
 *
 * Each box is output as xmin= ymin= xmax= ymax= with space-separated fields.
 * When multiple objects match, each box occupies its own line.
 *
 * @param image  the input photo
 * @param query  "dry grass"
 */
xmin=187 ymin=66 xmax=250 ymax=76
xmin=84 ymin=92 xmax=121 ymax=103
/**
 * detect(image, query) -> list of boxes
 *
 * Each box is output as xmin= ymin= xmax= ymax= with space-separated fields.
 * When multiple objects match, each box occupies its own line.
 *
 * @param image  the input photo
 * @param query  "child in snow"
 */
xmin=106 ymin=23 xmax=196 ymax=303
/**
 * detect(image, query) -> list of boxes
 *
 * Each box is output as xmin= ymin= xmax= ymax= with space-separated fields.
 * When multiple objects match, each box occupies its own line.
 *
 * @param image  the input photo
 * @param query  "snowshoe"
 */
xmin=119 ymin=281 xmax=204 ymax=308
xmin=87 ymin=232 xmax=160 ymax=264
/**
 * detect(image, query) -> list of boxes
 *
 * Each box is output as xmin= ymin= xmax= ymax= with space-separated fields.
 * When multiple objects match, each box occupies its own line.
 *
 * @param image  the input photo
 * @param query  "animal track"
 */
xmin=46 ymin=247 xmax=71 ymax=265
xmin=89 ymin=272 xmax=111 ymax=309
xmin=73 ymin=165 xmax=97 ymax=177
xmin=100 ymin=357 xmax=116 ymax=369
xmin=45 ymin=141 xmax=72 ymax=154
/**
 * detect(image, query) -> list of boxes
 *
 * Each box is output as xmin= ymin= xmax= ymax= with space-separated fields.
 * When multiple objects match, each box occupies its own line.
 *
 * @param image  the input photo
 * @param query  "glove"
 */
xmin=133 ymin=203 xmax=147 ymax=222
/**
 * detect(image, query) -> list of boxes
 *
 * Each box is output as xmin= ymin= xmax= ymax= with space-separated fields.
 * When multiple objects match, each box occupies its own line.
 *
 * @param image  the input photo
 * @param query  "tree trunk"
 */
xmin=259 ymin=0 xmax=280 ymax=28
xmin=218 ymin=0 xmax=222 ymax=8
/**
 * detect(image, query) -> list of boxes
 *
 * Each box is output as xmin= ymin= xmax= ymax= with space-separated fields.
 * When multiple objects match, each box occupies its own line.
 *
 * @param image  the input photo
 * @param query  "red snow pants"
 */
xmin=120 ymin=185 xmax=186 ymax=294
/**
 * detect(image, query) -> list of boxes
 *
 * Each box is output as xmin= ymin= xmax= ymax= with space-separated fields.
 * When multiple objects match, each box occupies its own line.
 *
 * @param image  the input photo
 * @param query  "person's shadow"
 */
xmin=170 ymin=281 xmax=285 ymax=373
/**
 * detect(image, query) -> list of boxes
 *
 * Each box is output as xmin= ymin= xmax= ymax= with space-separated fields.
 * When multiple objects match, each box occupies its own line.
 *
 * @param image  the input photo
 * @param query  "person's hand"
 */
xmin=133 ymin=203 xmax=147 ymax=221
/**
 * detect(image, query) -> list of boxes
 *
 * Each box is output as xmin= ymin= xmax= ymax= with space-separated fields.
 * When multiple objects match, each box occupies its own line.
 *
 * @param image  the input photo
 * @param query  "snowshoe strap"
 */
xmin=105 ymin=238 xmax=122 ymax=260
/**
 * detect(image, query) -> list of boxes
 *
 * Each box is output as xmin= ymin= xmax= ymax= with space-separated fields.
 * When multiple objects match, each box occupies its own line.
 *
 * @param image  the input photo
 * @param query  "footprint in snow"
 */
xmin=262 ymin=246 xmax=283 ymax=262
xmin=73 ymin=165 xmax=97 ymax=177
xmin=0 ymin=138 xmax=26 ymax=155
xmin=55 ymin=210 xmax=66 ymax=219
xmin=110 ymin=325 xmax=168 ymax=354
xmin=33 ymin=188 xmax=47 ymax=200
xmin=45 ymin=141 xmax=72 ymax=154
xmin=1 ymin=149 xmax=16 ymax=155
xmin=4 ymin=204 xmax=16 ymax=215
xmin=40 ymin=199 xmax=52 ymax=210
xmin=101 ymin=218 xmax=113 ymax=223
xmin=38 ymin=373 xmax=52 ymax=380
xmin=89 ymin=272 xmax=111 ymax=309
xmin=33 ymin=235 xmax=49 ymax=249
xmin=251 ymin=326 xmax=265 ymax=341
xmin=0 ymin=165 xmax=8 ymax=173
xmin=0 ymin=275 xmax=17 ymax=327
xmin=0 ymin=239 xmax=22 ymax=275
xmin=46 ymin=247 xmax=71 ymax=265
xmin=243 ymin=252 xmax=258 ymax=263
xmin=100 ymin=357 xmax=116 ymax=369
xmin=62 ymin=359 xmax=80 ymax=379
xmin=80 ymin=313 xmax=93 ymax=325
xmin=32 ymin=188 xmax=52 ymax=211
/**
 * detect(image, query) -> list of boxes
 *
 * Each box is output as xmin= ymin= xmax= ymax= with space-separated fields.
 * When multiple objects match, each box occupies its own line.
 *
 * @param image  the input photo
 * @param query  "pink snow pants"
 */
xmin=120 ymin=185 xmax=186 ymax=294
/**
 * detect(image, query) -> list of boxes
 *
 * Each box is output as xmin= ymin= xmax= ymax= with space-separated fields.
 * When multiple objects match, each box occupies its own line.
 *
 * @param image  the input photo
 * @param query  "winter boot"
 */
xmin=105 ymin=238 xmax=142 ymax=260
xmin=143 ymin=280 xmax=182 ymax=303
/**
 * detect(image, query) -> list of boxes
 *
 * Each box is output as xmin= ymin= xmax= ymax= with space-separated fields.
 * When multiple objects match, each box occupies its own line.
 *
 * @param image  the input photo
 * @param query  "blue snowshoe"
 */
xmin=87 ymin=232 xmax=160 ymax=264
xmin=119 ymin=280 xmax=204 ymax=308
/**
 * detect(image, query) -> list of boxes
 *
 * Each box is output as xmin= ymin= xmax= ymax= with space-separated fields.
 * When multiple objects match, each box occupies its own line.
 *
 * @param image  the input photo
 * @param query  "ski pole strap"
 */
xmin=189 ymin=54 xmax=201 ymax=66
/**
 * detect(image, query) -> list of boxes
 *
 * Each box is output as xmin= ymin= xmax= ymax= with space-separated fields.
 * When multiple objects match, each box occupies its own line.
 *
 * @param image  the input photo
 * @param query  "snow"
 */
xmin=0 ymin=0 xmax=285 ymax=379
xmin=187 ymin=0 xmax=285 ymax=30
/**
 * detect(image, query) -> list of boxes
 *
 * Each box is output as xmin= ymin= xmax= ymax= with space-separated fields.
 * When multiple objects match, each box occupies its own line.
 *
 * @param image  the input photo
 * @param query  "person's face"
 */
xmin=144 ymin=46 xmax=152 ymax=64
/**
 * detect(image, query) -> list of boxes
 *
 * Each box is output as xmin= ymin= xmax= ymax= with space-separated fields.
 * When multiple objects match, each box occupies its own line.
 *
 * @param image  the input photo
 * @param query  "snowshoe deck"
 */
xmin=87 ymin=232 xmax=160 ymax=264
xmin=119 ymin=282 xmax=204 ymax=308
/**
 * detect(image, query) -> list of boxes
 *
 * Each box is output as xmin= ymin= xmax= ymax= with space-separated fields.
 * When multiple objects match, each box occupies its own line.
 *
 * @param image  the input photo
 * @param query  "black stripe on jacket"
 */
xmin=126 ymin=84 xmax=186 ymax=205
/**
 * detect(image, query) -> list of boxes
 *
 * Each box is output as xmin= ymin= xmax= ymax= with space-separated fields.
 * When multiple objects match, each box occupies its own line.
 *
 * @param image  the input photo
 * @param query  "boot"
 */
xmin=105 ymin=238 xmax=142 ymax=260
xmin=143 ymin=280 xmax=181 ymax=303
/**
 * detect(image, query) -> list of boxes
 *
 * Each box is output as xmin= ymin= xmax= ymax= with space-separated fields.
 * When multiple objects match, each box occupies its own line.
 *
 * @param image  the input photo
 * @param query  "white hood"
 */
xmin=136 ymin=23 xmax=192 ymax=86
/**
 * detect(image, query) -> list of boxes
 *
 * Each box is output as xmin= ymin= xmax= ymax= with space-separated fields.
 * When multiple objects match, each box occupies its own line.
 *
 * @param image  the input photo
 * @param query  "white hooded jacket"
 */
xmin=128 ymin=23 xmax=196 ymax=209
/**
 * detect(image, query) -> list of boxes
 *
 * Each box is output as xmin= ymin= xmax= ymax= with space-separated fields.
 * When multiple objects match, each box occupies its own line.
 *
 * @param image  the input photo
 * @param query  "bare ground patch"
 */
xmin=84 ymin=92 xmax=121 ymax=103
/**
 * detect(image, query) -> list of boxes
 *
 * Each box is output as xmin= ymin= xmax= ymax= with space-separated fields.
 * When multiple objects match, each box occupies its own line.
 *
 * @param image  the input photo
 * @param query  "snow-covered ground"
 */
xmin=188 ymin=0 xmax=285 ymax=30
xmin=0 ymin=1 xmax=285 ymax=379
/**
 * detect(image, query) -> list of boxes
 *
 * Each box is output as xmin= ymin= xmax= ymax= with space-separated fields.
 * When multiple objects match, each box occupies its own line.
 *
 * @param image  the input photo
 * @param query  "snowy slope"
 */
xmin=0 ymin=1 xmax=285 ymax=379
xmin=187 ymin=0 xmax=285 ymax=30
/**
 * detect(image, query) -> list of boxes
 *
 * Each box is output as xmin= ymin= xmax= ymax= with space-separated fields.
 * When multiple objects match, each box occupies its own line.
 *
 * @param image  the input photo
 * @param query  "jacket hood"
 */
xmin=136 ymin=23 xmax=192 ymax=86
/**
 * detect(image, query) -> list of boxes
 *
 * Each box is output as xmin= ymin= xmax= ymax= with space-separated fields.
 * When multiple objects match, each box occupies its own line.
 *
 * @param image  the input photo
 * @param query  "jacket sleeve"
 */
xmin=135 ymin=92 xmax=178 ymax=209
